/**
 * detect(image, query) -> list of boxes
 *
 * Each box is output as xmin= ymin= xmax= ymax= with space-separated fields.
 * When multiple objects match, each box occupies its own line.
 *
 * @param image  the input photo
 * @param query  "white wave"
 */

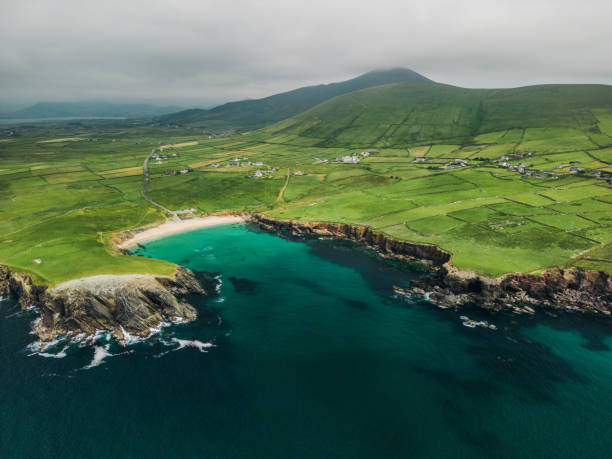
xmin=119 ymin=325 xmax=144 ymax=345
xmin=38 ymin=346 xmax=69 ymax=359
xmin=27 ymin=335 xmax=64 ymax=353
xmin=214 ymin=297 xmax=225 ymax=303
xmin=215 ymin=275 xmax=223 ymax=293
xmin=171 ymin=338 xmax=214 ymax=353
xmin=147 ymin=321 xmax=171 ymax=337
xmin=84 ymin=344 xmax=112 ymax=369
xmin=73 ymin=332 xmax=86 ymax=343
xmin=91 ymin=329 xmax=112 ymax=343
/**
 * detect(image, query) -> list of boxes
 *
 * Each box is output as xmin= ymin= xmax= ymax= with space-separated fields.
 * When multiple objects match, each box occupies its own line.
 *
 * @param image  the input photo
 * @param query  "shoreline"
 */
xmin=116 ymin=215 xmax=246 ymax=250
xmin=250 ymin=215 xmax=611 ymax=316
xmin=1 ymin=213 xmax=610 ymax=344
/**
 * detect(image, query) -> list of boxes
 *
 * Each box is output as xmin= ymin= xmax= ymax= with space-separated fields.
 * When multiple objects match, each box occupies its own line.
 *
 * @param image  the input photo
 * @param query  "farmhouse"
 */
xmin=337 ymin=154 xmax=360 ymax=163
xmin=294 ymin=170 xmax=304 ymax=176
xmin=248 ymin=170 xmax=264 ymax=178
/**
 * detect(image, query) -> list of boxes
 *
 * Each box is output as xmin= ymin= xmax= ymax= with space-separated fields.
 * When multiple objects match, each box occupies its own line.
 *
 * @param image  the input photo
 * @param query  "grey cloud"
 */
xmin=1 ymin=0 xmax=610 ymax=108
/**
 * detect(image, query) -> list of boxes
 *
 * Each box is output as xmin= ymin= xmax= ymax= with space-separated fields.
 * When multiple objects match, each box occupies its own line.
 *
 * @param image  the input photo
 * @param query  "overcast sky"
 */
xmin=1 ymin=0 xmax=611 ymax=109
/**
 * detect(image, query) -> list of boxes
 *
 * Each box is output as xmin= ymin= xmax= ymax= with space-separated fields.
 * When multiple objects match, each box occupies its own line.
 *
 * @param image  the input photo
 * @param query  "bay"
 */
xmin=1 ymin=223 xmax=611 ymax=458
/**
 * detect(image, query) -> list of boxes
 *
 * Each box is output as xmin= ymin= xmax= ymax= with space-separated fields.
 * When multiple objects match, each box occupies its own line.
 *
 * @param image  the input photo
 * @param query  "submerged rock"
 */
xmin=1 ymin=265 xmax=210 ymax=343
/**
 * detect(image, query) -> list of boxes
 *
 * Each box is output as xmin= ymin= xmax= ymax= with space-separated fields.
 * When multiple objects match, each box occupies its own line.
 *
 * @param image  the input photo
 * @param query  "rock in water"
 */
xmin=3 ymin=265 xmax=206 ymax=342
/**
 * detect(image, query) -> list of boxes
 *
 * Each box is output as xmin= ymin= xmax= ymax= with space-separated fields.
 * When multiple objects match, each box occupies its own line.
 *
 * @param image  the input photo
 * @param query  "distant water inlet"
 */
xmin=1 ymin=222 xmax=612 ymax=458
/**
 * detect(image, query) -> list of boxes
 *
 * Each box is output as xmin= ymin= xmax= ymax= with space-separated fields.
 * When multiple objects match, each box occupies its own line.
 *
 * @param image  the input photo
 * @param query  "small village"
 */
xmin=146 ymin=143 xmax=611 ymax=185
xmin=406 ymin=148 xmax=611 ymax=182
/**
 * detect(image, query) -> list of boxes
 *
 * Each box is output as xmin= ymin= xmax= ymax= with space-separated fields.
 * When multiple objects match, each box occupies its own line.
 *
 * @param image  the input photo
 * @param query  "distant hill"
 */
xmin=262 ymin=82 xmax=612 ymax=146
xmin=1 ymin=101 xmax=183 ymax=119
xmin=158 ymin=68 xmax=431 ymax=129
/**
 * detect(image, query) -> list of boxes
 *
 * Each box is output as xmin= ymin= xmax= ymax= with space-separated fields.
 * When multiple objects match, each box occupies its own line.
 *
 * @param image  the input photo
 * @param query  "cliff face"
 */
xmin=403 ymin=264 xmax=612 ymax=316
xmin=1 ymin=266 xmax=207 ymax=342
xmin=252 ymin=215 xmax=451 ymax=266
xmin=251 ymin=215 xmax=612 ymax=316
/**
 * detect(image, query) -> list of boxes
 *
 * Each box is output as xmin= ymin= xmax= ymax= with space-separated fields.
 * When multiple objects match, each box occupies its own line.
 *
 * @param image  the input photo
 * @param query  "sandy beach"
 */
xmin=118 ymin=215 xmax=246 ymax=249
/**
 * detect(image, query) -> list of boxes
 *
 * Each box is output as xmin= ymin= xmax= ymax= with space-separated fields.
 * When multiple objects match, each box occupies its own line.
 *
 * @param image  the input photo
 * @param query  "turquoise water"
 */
xmin=1 ymin=223 xmax=612 ymax=458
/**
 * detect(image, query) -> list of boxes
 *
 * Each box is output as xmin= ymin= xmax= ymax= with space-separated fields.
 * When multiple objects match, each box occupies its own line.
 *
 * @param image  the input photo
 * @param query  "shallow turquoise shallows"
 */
xmin=1 ymin=223 xmax=612 ymax=458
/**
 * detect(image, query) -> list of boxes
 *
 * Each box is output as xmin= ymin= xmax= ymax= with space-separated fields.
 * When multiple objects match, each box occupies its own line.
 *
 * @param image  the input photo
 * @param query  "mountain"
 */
xmin=158 ymin=68 xmax=431 ymax=129
xmin=1 ymin=101 xmax=183 ymax=119
xmin=262 ymin=82 xmax=612 ymax=146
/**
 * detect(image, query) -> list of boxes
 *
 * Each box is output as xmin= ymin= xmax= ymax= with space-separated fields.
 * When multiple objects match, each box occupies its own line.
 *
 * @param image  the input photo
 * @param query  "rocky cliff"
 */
xmin=400 ymin=264 xmax=611 ymax=316
xmin=0 ymin=266 xmax=208 ymax=342
xmin=252 ymin=215 xmax=451 ymax=266
xmin=251 ymin=215 xmax=612 ymax=316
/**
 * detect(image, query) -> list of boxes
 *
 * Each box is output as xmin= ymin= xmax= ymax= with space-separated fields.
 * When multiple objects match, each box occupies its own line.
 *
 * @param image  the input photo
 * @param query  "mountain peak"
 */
xmin=160 ymin=67 xmax=431 ymax=128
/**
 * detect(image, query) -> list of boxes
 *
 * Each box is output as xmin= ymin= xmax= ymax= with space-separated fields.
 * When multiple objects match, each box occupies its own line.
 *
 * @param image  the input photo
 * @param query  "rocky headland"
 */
xmin=2 ymin=213 xmax=610 ymax=345
xmin=251 ymin=215 xmax=612 ymax=317
xmin=252 ymin=215 xmax=451 ymax=266
xmin=0 ymin=265 xmax=210 ymax=343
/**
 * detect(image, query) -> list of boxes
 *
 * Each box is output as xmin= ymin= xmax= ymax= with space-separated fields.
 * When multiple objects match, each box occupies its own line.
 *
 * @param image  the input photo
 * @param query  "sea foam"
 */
xmin=171 ymin=338 xmax=214 ymax=352
xmin=38 ymin=346 xmax=69 ymax=359
xmin=84 ymin=344 xmax=112 ymax=369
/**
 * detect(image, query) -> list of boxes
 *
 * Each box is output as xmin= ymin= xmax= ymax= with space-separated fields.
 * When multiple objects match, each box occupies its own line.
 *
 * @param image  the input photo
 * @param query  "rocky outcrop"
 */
xmin=397 ymin=264 xmax=611 ymax=315
xmin=251 ymin=215 xmax=451 ymax=266
xmin=8 ymin=272 xmax=47 ymax=308
xmin=251 ymin=215 xmax=611 ymax=316
xmin=0 ymin=265 xmax=209 ymax=342
xmin=0 ymin=265 xmax=11 ymax=294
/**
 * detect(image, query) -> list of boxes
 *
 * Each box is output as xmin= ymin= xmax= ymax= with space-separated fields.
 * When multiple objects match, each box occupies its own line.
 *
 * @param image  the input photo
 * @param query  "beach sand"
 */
xmin=118 ymin=215 xmax=246 ymax=249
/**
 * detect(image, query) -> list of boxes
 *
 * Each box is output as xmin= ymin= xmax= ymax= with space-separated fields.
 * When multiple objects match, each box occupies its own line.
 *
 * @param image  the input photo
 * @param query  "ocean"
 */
xmin=1 ymin=223 xmax=611 ymax=458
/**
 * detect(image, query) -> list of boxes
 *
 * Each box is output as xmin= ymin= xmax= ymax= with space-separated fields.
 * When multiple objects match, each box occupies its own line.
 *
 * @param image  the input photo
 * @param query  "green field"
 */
xmin=1 ymin=82 xmax=612 ymax=283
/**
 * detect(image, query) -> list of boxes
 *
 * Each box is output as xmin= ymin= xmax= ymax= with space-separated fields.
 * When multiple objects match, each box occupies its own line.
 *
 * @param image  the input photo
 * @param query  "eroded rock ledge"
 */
xmin=0 ymin=266 xmax=208 ymax=342
xmin=252 ymin=215 xmax=451 ymax=266
xmin=251 ymin=215 xmax=612 ymax=316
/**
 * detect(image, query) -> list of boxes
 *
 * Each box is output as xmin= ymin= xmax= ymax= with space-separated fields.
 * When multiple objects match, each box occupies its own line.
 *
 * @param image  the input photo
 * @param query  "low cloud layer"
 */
xmin=1 ymin=0 xmax=611 ymax=108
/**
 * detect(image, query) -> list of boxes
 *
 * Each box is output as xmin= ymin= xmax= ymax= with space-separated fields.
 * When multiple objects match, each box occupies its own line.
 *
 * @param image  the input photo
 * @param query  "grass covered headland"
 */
xmin=1 ymin=80 xmax=612 ymax=284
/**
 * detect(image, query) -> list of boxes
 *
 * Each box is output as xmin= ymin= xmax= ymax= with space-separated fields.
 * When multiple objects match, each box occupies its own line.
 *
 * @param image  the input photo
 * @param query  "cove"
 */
xmin=1 ymin=222 xmax=612 ymax=458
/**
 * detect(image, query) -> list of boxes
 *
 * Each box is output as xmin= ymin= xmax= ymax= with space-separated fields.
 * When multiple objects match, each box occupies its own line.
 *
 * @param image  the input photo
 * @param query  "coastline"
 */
xmin=116 ymin=215 xmax=246 ymax=250
xmin=2 ymin=212 xmax=610 ymax=344
xmin=250 ymin=214 xmax=612 ymax=316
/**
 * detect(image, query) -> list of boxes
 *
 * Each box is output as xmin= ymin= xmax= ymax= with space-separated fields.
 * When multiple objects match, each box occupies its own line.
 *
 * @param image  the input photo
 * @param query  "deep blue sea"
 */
xmin=1 ymin=223 xmax=611 ymax=458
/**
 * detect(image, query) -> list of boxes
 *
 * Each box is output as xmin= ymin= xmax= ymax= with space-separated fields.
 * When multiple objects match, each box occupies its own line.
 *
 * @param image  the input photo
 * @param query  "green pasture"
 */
xmin=2 ymin=83 xmax=612 ymax=282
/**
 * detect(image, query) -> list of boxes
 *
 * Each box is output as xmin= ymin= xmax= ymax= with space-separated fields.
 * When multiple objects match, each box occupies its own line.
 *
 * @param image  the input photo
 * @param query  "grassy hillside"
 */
xmin=159 ymin=68 xmax=430 ymax=129
xmin=1 ymin=101 xmax=182 ymax=119
xmin=264 ymin=82 xmax=612 ymax=147
xmin=1 ymin=81 xmax=611 ymax=284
